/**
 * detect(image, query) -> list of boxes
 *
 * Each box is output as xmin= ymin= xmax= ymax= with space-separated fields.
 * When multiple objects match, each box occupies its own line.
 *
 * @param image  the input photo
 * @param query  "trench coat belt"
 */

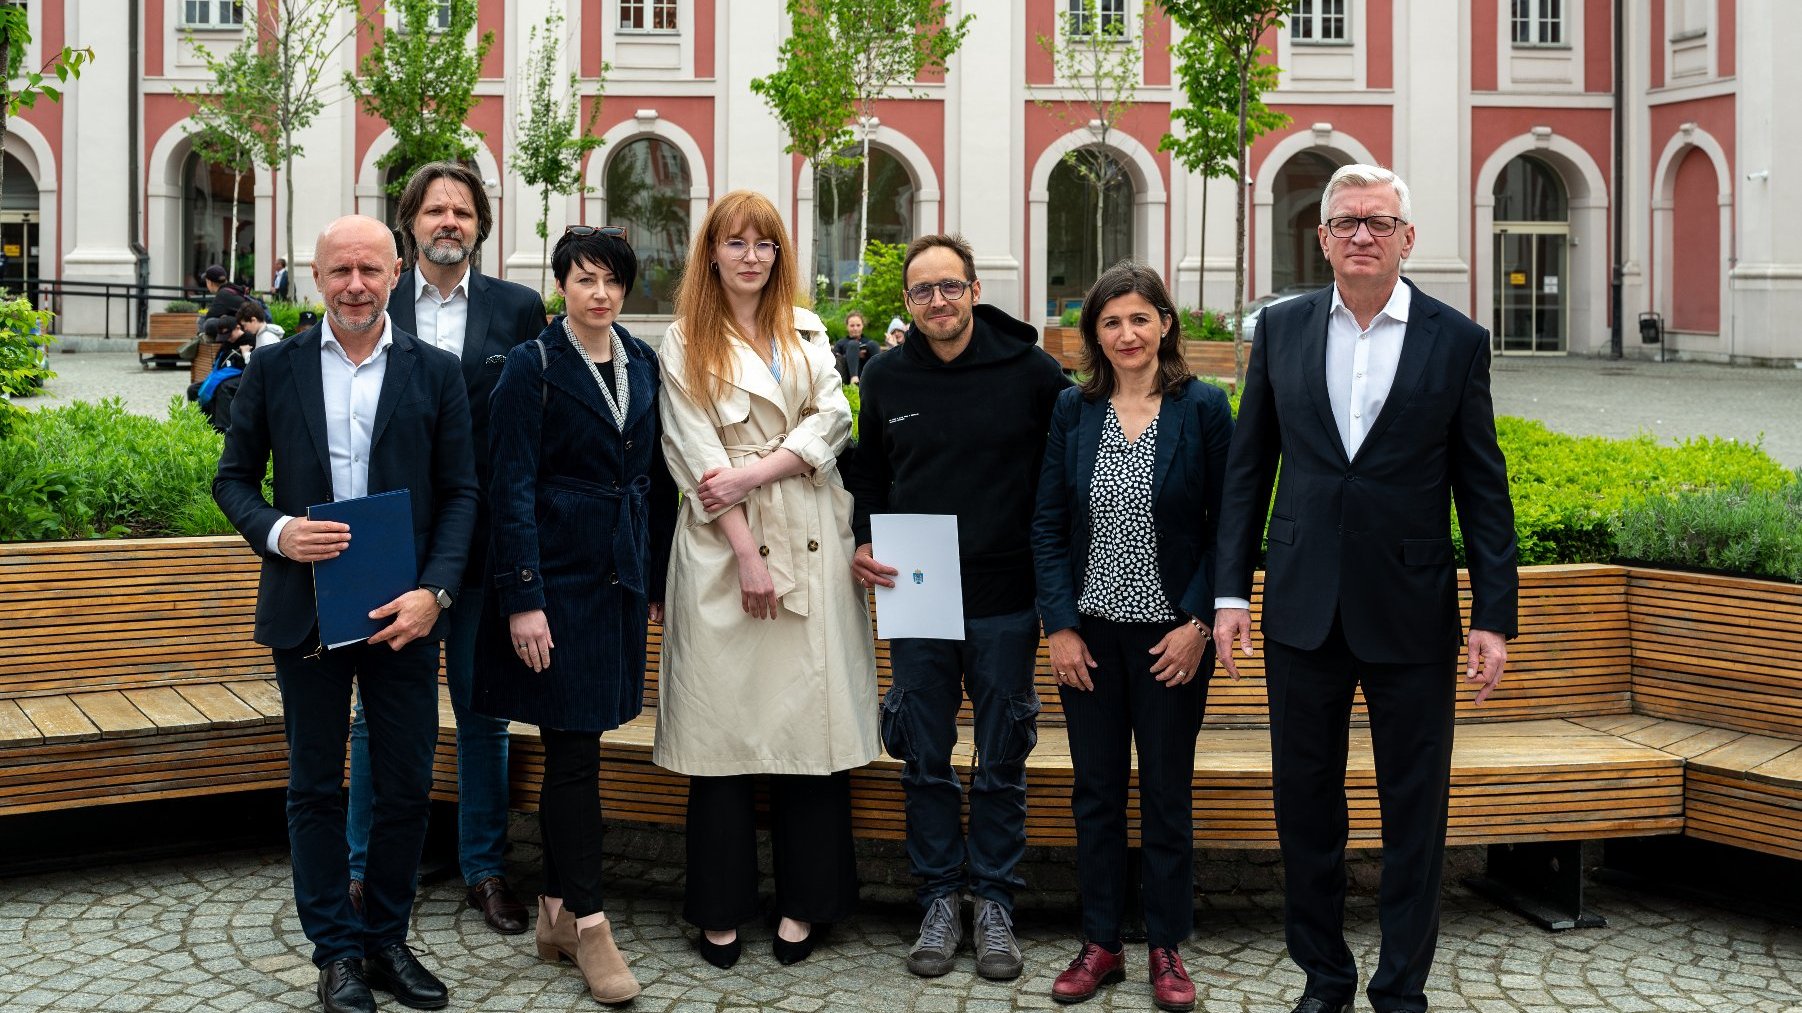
xmin=542 ymin=473 xmax=654 ymax=596
xmin=722 ymin=435 xmax=812 ymax=617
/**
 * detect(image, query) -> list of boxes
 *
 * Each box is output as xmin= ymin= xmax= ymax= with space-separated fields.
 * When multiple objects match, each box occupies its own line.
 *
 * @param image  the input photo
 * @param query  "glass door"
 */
xmin=0 ymin=215 xmax=37 ymax=291
xmin=1492 ymin=227 xmax=1567 ymax=354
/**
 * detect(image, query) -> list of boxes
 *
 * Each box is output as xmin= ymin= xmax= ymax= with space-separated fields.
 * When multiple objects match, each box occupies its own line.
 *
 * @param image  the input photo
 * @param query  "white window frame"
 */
xmin=182 ymin=0 xmax=244 ymax=30
xmin=1510 ymin=0 xmax=1568 ymax=49
xmin=1066 ymin=0 xmax=1128 ymax=41
xmin=1289 ymin=0 xmax=1349 ymax=46
xmin=618 ymin=0 xmax=679 ymax=34
xmin=389 ymin=1 xmax=453 ymax=34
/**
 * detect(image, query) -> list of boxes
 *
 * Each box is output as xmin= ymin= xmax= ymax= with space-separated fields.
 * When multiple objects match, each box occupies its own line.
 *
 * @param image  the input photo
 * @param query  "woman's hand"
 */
xmin=1048 ymin=628 xmax=1097 ymax=691
xmin=509 ymin=609 xmax=554 ymax=673
xmin=737 ymin=551 xmax=779 ymax=620
xmin=697 ymin=463 xmax=762 ymax=514
xmin=1149 ymin=619 xmax=1208 ymax=687
xmin=648 ymin=602 xmax=664 ymax=626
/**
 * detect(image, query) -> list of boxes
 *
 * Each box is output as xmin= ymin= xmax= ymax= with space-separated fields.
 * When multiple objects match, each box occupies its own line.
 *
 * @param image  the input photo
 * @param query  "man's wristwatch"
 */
xmin=421 ymin=585 xmax=453 ymax=610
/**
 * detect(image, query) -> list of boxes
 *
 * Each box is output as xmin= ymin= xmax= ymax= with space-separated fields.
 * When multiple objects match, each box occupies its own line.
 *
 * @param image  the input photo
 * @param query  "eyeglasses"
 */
xmin=904 ymin=279 xmax=971 ymax=305
xmin=720 ymin=238 xmax=780 ymax=260
xmin=564 ymin=224 xmax=630 ymax=242
xmin=1324 ymin=215 xmax=1405 ymax=239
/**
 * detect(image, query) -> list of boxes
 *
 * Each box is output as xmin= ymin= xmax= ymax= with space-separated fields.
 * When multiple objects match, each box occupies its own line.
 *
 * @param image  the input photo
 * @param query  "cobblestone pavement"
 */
xmin=2 ymin=822 xmax=1800 ymax=1012
xmin=26 ymin=345 xmax=1802 ymax=467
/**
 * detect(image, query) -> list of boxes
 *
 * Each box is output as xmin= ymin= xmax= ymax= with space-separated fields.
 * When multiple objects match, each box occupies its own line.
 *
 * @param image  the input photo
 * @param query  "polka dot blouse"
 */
xmin=1076 ymin=402 xmax=1177 ymax=623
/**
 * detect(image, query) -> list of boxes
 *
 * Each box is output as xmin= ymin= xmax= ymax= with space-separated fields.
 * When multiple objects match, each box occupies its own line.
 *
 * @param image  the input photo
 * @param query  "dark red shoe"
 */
xmin=1051 ymin=941 xmax=1124 ymax=1004
xmin=1149 ymin=946 xmax=1196 ymax=1012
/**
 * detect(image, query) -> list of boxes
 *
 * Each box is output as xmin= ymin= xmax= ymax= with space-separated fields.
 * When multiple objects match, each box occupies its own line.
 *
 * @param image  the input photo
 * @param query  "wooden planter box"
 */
xmin=1183 ymin=339 xmax=1242 ymax=378
xmin=1041 ymin=324 xmax=1082 ymax=371
xmin=147 ymin=312 xmax=201 ymax=339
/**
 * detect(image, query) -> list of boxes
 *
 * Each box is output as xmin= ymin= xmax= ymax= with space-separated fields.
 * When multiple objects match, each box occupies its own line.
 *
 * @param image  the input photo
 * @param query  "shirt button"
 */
xmin=625 ymin=440 xmax=634 ymax=450
xmin=1352 ymin=411 xmax=1361 ymax=419
xmin=1354 ymin=372 xmax=1363 ymax=379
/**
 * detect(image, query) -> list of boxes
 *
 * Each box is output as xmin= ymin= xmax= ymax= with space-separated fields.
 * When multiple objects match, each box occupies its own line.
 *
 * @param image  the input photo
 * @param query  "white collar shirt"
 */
xmin=414 ymin=266 xmax=471 ymax=360
xmin=1325 ymin=279 xmax=1411 ymax=460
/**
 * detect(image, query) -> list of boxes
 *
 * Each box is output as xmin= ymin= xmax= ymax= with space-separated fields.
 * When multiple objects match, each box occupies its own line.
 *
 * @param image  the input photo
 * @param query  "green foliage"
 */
xmin=163 ymin=300 xmax=200 ymax=313
xmin=266 ymin=300 xmax=324 ymax=334
xmin=1179 ymin=307 xmax=1233 ymax=341
xmin=843 ymin=382 xmax=862 ymax=442
xmin=1160 ymin=25 xmax=1285 ymax=183
xmin=349 ymin=0 xmax=494 ymax=197
xmin=514 ymin=6 xmax=607 ymax=295
xmin=0 ymin=7 xmax=93 ymax=114
xmin=0 ymin=399 xmax=234 ymax=542
xmin=858 ymin=241 xmax=909 ymax=333
xmin=544 ymin=292 xmax=566 ymax=315
xmin=1058 ymin=307 xmax=1082 ymax=327
xmin=0 ymin=294 xmax=53 ymax=398
xmin=1612 ymin=479 xmax=1802 ymax=583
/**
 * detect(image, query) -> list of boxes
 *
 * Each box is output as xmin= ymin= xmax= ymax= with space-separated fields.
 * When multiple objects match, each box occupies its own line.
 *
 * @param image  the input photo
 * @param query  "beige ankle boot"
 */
xmin=575 ymin=918 xmax=641 ymax=1005
xmin=534 ymin=896 xmax=578 ymax=964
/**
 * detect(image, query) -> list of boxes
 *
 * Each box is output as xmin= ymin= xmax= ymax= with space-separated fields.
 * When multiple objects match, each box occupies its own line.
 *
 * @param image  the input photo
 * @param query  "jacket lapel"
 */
xmin=370 ymin=328 xmax=418 ymax=449
xmin=389 ymin=269 xmax=417 ymax=335
xmin=622 ymin=332 xmax=658 ymax=433
xmin=1300 ymin=290 xmax=1350 ymax=466
xmin=461 ymin=273 xmax=496 ymax=388
xmin=1150 ymin=386 xmax=1188 ymax=504
xmin=1074 ymin=395 xmax=1104 ymax=515
xmin=722 ymin=336 xmax=787 ymax=409
xmin=541 ymin=330 xmax=616 ymax=427
xmin=1353 ymin=281 xmax=1435 ymax=463
xmin=289 ymin=327 xmax=332 ymax=484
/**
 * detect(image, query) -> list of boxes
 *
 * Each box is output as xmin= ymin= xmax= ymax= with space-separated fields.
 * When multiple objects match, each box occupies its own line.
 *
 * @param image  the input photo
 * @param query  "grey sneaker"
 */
xmin=906 ymin=894 xmax=963 ymax=977
xmin=972 ymin=897 xmax=1023 ymax=981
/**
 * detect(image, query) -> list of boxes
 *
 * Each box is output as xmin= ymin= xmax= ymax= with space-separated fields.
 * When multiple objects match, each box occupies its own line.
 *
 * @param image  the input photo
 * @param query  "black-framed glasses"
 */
xmin=564 ymin=224 xmax=630 ymax=242
xmin=1324 ymin=215 xmax=1405 ymax=238
xmin=904 ymin=279 xmax=971 ymax=305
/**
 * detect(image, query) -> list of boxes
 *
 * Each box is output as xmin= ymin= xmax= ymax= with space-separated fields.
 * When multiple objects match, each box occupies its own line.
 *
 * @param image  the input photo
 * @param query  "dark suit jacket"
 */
xmin=1214 ymin=279 xmax=1518 ymax=664
xmin=212 ymin=323 xmax=480 ymax=650
xmin=389 ymin=268 xmax=548 ymax=576
xmin=1032 ymin=379 xmax=1235 ymax=635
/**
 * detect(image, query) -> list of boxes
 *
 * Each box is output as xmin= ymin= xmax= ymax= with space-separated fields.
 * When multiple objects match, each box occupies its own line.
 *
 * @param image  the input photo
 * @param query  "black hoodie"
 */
xmin=849 ymin=303 xmax=1071 ymax=618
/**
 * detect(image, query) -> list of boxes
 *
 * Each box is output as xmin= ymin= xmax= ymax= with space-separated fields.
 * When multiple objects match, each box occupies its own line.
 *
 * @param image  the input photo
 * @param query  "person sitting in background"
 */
xmin=202 ymin=264 xmax=249 ymax=326
xmin=239 ymin=302 xmax=286 ymax=353
xmin=832 ymin=310 xmax=883 ymax=385
xmin=884 ymin=316 xmax=907 ymax=349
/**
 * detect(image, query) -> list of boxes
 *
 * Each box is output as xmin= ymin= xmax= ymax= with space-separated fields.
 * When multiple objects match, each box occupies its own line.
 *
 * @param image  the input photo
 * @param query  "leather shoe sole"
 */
xmin=1052 ymin=966 xmax=1124 ymax=1004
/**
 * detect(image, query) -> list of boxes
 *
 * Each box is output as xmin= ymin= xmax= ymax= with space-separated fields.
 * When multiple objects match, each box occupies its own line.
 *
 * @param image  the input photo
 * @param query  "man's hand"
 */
xmin=697 ymin=463 xmax=762 ymax=515
xmin=851 ymin=542 xmax=899 ymax=590
xmin=1465 ymin=629 xmax=1508 ymax=703
xmin=648 ymin=602 xmax=664 ymax=626
xmin=278 ymin=518 xmax=351 ymax=562
xmin=1047 ymin=628 xmax=1097 ymax=691
xmin=368 ymin=588 xmax=440 ymax=651
xmin=1212 ymin=607 xmax=1255 ymax=678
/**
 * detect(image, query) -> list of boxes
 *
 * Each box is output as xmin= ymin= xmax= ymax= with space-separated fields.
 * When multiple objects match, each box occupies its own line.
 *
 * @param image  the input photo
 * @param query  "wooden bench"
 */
xmin=136 ymin=338 xmax=191 ymax=370
xmin=2 ymin=539 xmax=1794 ymax=927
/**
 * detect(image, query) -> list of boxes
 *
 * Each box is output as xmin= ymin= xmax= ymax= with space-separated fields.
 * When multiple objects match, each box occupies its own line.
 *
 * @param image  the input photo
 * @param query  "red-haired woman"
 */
xmin=654 ymin=190 xmax=878 ymax=969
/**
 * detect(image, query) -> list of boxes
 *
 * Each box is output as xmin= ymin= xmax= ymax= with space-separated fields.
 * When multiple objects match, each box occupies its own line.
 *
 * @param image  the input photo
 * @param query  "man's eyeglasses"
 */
xmin=904 ymin=279 xmax=971 ymax=305
xmin=720 ymin=238 xmax=780 ymax=260
xmin=1324 ymin=215 xmax=1405 ymax=239
xmin=564 ymin=224 xmax=630 ymax=242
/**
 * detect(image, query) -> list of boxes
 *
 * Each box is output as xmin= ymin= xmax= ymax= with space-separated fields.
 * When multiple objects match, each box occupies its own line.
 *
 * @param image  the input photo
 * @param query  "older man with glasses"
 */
xmin=848 ymin=233 xmax=1070 ymax=982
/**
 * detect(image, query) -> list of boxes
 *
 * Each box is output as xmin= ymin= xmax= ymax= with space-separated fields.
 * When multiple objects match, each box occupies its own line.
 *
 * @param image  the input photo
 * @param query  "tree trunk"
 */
xmin=856 ymin=122 xmax=872 ymax=294
xmin=1199 ymin=178 xmax=1209 ymax=311
xmin=227 ymin=166 xmax=243 ymax=292
xmin=539 ymin=185 xmax=551 ymax=299
xmin=1094 ymin=154 xmax=1105 ymax=288
xmin=825 ymin=163 xmax=840 ymax=302
xmin=1232 ymin=59 xmax=1250 ymax=387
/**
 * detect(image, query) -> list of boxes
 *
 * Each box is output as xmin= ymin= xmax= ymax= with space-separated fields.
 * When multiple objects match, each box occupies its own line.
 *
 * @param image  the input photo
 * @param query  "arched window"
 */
xmin=1492 ymin=155 xmax=1568 ymax=222
xmin=1046 ymin=150 xmax=1132 ymax=313
xmin=815 ymin=147 xmax=915 ymax=295
xmin=1270 ymin=149 xmax=1338 ymax=295
xmin=0 ymin=153 xmax=39 ymax=288
xmin=606 ymin=137 xmax=692 ymax=315
xmin=181 ymin=147 xmax=256 ymax=288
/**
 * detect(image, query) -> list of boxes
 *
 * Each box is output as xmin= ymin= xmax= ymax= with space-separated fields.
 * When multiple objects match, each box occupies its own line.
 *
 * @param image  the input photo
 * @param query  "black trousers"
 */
xmin=1061 ymin=616 xmax=1209 ymax=949
xmin=538 ymin=728 xmax=607 ymax=917
xmin=272 ymin=638 xmax=439 ymax=966
xmin=682 ymin=771 xmax=858 ymax=930
xmin=1265 ymin=617 xmax=1457 ymax=1013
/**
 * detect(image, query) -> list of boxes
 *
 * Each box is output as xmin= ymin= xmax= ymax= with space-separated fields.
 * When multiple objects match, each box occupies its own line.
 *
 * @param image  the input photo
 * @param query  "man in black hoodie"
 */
xmin=850 ymin=233 xmax=1069 ymax=982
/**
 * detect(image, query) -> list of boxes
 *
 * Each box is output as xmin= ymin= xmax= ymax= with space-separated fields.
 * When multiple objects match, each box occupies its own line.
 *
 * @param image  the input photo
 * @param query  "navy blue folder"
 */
xmin=308 ymin=489 xmax=416 ymax=649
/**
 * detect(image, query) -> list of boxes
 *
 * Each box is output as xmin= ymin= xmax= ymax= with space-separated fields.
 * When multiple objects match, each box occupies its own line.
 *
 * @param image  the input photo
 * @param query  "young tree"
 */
xmin=513 ymin=7 xmax=605 ymax=295
xmin=1159 ymin=23 xmax=1285 ymax=314
xmin=0 ymin=7 xmax=92 ymax=206
xmin=1162 ymin=0 xmax=1287 ymax=383
xmin=349 ymin=0 xmax=494 ymax=197
xmin=750 ymin=18 xmax=857 ymax=301
xmin=1034 ymin=0 xmax=1148 ymax=286
xmin=188 ymin=0 xmax=359 ymax=287
xmin=185 ymin=118 xmax=258 ymax=289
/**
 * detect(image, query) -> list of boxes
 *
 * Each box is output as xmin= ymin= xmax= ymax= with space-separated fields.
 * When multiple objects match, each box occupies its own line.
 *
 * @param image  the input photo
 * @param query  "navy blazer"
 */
xmin=212 ymin=323 xmax=480 ymax=650
xmin=1031 ymin=378 xmax=1235 ymax=636
xmin=1213 ymin=279 xmax=1518 ymax=663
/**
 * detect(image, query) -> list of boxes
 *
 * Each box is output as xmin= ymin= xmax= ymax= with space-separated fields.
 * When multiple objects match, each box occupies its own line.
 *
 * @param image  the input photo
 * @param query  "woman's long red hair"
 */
xmin=674 ymin=190 xmax=801 ymax=401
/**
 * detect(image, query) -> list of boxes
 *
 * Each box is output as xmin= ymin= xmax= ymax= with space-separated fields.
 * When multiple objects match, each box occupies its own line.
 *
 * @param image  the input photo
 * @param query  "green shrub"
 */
xmin=0 ymin=295 xmax=55 ymax=398
xmin=1612 ymin=479 xmax=1802 ymax=583
xmin=0 ymin=398 xmax=234 ymax=541
xmin=1058 ymin=306 xmax=1081 ymax=327
xmin=267 ymin=300 xmax=325 ymax=334
xmin=1179 ymin=307 xmax=1234 ymax=342
xmin=858 ymin=240 xmax=908 ymax=334
xmin=843 ymin=382 xmax=861 ymax=442
xmin=163 ymin=300 xmax=200 ymax=313
xmin=544 ymin=292 xmax=565 ymax=315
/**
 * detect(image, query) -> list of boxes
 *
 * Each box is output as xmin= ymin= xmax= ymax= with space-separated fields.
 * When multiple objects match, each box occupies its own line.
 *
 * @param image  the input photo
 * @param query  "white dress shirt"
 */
xmin=413 ymin=267 xmax=471 ymax=360
xmin=266 ymin=314 xmax=396 ymax=557
xmin=1213 ymin=281 xmax=1412 ymax=614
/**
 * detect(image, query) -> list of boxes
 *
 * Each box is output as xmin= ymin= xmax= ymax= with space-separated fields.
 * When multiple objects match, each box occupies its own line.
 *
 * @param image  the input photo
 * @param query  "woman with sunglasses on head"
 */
xmin=654 ymin=190 xmax=878 ymax=969
xmin=475 ymin=225 xmax=677 ymax=1006
xmin=1029 ymin=261 xmax=1234 ymax=1011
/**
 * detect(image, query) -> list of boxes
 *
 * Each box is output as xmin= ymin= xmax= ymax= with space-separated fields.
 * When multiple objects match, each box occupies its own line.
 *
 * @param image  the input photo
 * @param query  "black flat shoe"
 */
xmin=771 ymin=923 xmax=820 ymax=966
xmin=695 ymin=932 xmax=742 ymax=970
xmin=364 ymin=942 xmax=449 ymax=1010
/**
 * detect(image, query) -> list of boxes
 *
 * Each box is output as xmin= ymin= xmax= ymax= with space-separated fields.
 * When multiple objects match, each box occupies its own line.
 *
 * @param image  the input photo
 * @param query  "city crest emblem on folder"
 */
xmin=913 ymin=569 xmax=924 ymax=585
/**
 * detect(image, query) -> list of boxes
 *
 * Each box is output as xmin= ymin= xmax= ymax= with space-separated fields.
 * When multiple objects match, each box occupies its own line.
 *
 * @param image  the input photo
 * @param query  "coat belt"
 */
xmin=543 ymin=474 xmax=653 ymax=596
xmin=723 ymin=435 xmax=817 ymax=617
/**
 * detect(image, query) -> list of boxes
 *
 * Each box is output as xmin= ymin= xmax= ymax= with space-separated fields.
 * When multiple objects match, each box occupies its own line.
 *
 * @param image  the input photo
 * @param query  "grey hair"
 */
xmin=1320 ymin=163 xmax=1412 ymax=222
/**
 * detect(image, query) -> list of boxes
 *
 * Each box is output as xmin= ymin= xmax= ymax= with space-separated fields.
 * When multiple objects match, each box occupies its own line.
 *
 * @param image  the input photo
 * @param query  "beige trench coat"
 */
xmin=653 ymin=308 xmax=880 ymax=776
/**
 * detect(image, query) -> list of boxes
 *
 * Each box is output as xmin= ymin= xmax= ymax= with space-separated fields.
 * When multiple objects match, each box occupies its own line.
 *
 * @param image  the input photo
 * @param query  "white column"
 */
xmin=1729 ymin=0 xmax=1802 ymax=363
xmin=59 ymin=1 xmax=137 ymax=335
xmin=1391 ymin=0 xmax=1470 ymax=308
xmin=945 ymin=0 xmax=1025 ymax=319
xmin=504 ymin=0 xmax=562 ymax=281
xmin=716 ymin=0 xmax=784 ymax=205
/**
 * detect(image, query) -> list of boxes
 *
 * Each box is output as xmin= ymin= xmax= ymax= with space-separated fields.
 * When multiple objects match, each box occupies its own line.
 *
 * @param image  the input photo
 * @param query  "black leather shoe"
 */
xmin=364 ymin=942 xmax=449 ymax=1010
xmin=1290 ymin=998 xmax=1354 ymax=1013
xmin=771 ymin=922 xmax=821 ymax=965
xmin=695 ymin=932 xmax=742 ymax=970
xmin=317 ymin=959 xmax=375 ymax=1013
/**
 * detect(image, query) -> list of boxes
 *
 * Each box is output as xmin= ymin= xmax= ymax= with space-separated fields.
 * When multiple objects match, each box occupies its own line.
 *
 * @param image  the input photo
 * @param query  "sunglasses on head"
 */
xmin=563 ymin=225 xmax=630 ymax=242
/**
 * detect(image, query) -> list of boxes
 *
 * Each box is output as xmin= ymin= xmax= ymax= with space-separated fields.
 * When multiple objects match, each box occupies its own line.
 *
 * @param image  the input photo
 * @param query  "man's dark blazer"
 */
xmin=389 ymin=268 xmax=547 ymax=578
xmin=1032 ymin=378 xmax=1235 ymax=636
xmin=212 ymin=323 xmax=480 ymax=651
xmin=1213 ymin=279 xmax=1518 ymax=665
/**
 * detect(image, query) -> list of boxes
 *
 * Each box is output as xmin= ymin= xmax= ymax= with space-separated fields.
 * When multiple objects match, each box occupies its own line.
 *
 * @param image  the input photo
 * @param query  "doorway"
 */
xmin=1491 ymin=155 xmax=1569 ymax=354
xmin=0 ymin=213 xmax=39 ymax=290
